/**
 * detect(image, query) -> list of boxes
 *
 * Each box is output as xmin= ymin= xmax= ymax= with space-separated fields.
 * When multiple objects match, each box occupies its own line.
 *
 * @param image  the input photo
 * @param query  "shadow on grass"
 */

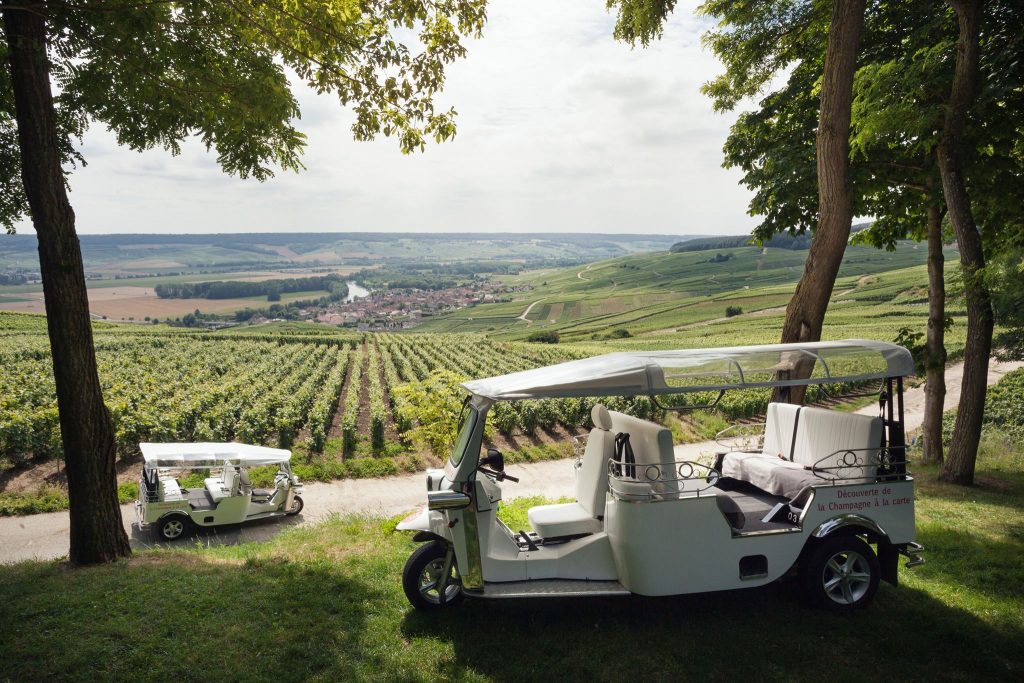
xmin=128 ymin=512 xmax=305 ymax=552
xmin=401 ymin=577 xmax=1023 ymax=681
xmin=0 ymin=552 xmax=379 ymax=681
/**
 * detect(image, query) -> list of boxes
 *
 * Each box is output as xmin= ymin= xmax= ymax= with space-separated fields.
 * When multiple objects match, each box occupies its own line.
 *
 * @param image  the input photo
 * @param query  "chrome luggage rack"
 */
xmin=606 ymin=458 xmax=720 ymax=501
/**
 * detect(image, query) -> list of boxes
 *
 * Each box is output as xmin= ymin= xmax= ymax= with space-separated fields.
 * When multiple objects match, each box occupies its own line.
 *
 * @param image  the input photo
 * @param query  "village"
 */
xmin=313 ymin=279 xmax=520 ymax=331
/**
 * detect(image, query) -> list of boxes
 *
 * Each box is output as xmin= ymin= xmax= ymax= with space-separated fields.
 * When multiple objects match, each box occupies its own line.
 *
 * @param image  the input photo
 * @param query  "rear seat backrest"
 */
xmin=576 ymin=404 xmax=617 ymax=518
xmin=221 ymin=467 xmax=236 ymax=494
xmin=237 ymin=469 xmax=253 ymax=495
xmin=792 ymin=407 xmax=883 ymax=477
xmin=608 ymin=411 xmax=678 ymax=496
xmin=763 ymin=402 xmax=801 ymax=459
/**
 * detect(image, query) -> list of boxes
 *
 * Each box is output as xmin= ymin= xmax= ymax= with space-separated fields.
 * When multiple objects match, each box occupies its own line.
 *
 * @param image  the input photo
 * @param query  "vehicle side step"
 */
xmin=464 ymin=580 xmax=629 ymax=599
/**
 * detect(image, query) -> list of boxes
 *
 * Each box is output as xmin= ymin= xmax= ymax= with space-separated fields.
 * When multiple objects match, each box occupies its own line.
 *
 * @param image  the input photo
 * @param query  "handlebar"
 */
xmin=478 ymin=467 xmax=519 ymax=483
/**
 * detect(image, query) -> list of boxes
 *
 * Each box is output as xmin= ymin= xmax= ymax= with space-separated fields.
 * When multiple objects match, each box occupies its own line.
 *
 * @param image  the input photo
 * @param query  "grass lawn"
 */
xmin=1 ymin=449 xmax=1022 ymax=681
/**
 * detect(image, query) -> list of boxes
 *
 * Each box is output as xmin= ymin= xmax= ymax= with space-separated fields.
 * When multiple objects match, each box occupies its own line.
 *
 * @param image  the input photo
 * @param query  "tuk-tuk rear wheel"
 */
xmin=158 ymin=515 xmax=189 ymax=541
xmin=803 ymin=535 xmax=880 ymax=611
xmin=403 ymin=540 xmax=464 ymax=611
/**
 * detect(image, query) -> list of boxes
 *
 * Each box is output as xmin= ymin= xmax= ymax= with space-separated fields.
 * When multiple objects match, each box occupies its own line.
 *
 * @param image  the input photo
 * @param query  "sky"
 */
xmin=21 ymin=1 xmax=760 ymax=236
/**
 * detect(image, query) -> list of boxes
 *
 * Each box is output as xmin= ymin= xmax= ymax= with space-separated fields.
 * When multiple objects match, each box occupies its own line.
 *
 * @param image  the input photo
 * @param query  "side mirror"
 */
xmin=480 ymin=448 xmax=505 ymax=472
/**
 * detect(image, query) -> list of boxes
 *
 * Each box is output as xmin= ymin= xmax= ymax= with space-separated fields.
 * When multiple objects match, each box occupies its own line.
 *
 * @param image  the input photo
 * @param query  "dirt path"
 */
xmin=856 ymin=358 xmax=1024 ymax=432
xmin=0 ymin=459 xmax=580 ymax=564
xmin=2 ymin=357 xmax=1019 ymax=564
xmin=516 ymin=297 xmax=548 ymax=325
xmin=577 ymin=265 xmax=593 ymax=281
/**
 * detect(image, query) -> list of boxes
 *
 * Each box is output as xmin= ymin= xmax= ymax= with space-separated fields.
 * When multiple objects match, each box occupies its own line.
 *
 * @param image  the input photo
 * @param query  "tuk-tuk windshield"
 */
xmin=449 ymin=406 xmax=479 ymax=468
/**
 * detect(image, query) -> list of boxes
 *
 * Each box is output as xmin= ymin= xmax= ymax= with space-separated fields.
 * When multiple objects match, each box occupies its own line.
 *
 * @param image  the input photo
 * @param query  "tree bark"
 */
xmin=774 ymin=0 xmax=866 ymax=404
xmin=921 ymin=203 xmax=946 ymax=464
xmin=3 ymin=1 xmax=130 ymax=562
xmin=937 ymin=0 xmax=992 ymax=486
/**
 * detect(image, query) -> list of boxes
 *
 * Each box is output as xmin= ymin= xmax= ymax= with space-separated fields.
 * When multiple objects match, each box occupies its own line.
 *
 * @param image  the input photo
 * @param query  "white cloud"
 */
xmin=20 ymin=0 xmax=758 ymax=236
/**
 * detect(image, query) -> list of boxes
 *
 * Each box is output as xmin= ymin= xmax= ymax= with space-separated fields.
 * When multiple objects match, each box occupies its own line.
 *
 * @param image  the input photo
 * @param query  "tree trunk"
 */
xmin=921 ymin=203 xmax=946 ymax=464
xmin=937 ymin=0 xmax=992 ymax=486
xmin=774 ymin=0 xmax=866 ymax=404
xmin=3 ymin=2 xmax=131 ymax=562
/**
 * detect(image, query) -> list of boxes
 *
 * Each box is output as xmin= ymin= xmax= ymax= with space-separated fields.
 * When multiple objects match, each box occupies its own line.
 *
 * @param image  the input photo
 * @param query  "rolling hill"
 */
xmin=416 ymin=241 xmax=956 ymax=344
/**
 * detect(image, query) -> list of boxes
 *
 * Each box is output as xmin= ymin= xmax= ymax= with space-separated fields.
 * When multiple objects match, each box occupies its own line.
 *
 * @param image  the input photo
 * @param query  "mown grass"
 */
xmin=2 ymin=439 xmax=1023 ymax=682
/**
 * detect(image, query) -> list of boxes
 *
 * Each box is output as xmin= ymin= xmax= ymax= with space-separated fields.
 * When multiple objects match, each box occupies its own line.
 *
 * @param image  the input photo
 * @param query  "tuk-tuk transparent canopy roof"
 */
xmin=140 ymin=442 xmax=292 ymax=469
xmin=462 ymin=339 xmax=913 ymax=401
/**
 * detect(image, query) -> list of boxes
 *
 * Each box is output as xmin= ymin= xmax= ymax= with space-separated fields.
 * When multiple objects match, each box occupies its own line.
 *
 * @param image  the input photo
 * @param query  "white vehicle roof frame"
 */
xmin=461 ymin=339 xmax=914 ymax=402
xmin=140 ymin=442 xmax=292 ymax=470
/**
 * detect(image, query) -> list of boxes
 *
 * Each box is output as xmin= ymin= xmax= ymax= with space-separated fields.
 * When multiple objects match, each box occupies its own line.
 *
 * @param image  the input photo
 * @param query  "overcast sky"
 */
xmin=21 ymin=1 xmax=759 ymax=236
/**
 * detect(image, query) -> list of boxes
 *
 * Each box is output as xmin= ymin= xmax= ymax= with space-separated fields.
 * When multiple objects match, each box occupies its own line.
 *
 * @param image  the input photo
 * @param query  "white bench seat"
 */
xmin=722 ymin=453 xmax=821 ymax=499
xmin=722 ymin=403 xmax=883 ymax=499
xmin=205 ymin=476 xmax=232 ymax=501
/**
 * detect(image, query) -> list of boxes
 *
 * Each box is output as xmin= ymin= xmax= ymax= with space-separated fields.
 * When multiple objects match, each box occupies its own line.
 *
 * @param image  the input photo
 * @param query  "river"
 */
xmin=345 ymin=280 xmax=369 ymax=302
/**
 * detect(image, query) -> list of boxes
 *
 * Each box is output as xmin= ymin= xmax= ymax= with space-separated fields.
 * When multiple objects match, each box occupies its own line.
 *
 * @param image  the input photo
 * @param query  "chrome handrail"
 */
xmin=806 ymin=447 xmax=910 ymax=481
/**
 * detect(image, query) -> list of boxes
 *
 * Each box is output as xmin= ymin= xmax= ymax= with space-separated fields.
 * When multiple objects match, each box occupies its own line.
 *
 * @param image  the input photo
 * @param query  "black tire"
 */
xmin=402 ymin=540 xmax=464 ymax=611
xmin=803 ymin=535 xmax=880 ymax=611
xmin=158 ymin=515 xmax=189 ymax=541
xmin=286 ymin=494 xmax=304 ymax=516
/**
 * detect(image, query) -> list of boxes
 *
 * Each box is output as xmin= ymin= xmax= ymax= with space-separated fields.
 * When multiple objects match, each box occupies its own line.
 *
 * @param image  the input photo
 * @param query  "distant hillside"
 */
xmin=0 ymin=231 xmax=697 ymax=274
xmin=419 ymin=238 xmax=942 ymax=340
xmin=671 ymin=223 xmax=871 ymax=253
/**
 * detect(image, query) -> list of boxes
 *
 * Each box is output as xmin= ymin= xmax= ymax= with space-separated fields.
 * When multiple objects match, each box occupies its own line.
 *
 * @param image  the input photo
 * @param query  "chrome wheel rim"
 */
xmin=822 ymin=550 xmax=872 ymax=605
xmin=163 ymin=520 xmax=184 ymax=539
xmin=418 ymin=557 xmax=461 ymax=605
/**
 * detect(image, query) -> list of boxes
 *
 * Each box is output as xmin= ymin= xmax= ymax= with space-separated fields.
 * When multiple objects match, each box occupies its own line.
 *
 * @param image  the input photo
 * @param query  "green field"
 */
xmin=419 ymin=242 xmax=948 ymax=342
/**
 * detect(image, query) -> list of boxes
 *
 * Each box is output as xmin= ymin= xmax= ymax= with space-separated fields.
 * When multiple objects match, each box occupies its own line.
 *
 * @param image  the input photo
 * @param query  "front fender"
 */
xmin=396 ymin=506 xmax=451 ymax=541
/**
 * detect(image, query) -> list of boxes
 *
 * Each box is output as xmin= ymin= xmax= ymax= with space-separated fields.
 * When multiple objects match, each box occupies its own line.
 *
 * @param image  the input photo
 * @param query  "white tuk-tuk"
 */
xmin=398 ymin=340 xmax=925 ymax=611
xmin=136 ymin=442 xmax=304 ymax=541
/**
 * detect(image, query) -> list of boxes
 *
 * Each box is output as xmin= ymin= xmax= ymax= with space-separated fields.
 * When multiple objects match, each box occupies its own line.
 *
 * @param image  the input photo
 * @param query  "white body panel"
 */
xmin=603 ymin=478 xmax=915 ymax=595
xmin=421 ymin=468 xmax=916 ymax=596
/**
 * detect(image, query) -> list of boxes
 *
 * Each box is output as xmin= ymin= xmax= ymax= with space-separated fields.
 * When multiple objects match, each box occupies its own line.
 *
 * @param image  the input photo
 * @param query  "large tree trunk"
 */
xmin=774 ymin=0 xmax=866 ymax=404
xmin=921 ymin=203 xmax=947 ymax=464
xmin=937 ymin=0 xmax=992 ymax=486
xmin=3 ymin=2 xmax=130 ymax=562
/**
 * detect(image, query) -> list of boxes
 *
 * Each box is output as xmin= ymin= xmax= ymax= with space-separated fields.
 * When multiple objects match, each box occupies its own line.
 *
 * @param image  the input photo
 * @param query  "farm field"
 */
xmin=0 ymin=285 xmax=336 ymax=319
xmin=0 ymin=242 xmax=973 ymax=514
xmin=420 ymin=241 xmax=950 ymax=340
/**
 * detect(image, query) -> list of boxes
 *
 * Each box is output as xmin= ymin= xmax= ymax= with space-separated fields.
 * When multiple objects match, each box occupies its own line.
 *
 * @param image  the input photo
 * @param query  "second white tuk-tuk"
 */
xmin=136 ymin=442 xmax=304 ymax=540
xmin=398 ymin=339 xmax=924 ymax=611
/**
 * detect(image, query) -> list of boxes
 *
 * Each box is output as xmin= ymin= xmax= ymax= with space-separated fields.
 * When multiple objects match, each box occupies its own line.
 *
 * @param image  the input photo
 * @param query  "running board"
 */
xmin=464 ymin=580 xmax=629 ymax=599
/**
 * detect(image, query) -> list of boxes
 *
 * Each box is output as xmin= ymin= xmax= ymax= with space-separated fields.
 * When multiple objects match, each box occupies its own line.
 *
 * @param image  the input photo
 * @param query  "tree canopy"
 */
xmin=608 ymin=0 xmax=1023 ymax=248
xmin=1 ymin=0 xmax=487 ymax=232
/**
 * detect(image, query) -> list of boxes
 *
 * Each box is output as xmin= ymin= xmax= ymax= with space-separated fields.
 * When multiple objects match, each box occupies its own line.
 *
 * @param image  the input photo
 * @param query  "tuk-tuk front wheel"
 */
xmin=803 ymin=535 xmax=880 ymax=611
xmin=158 ymin=515 xmax=189 ymax=541
xmin=403 ymin=540 xmax=464 ymax=611
xmin=286 ymin=495 xmax=304 ymax=516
